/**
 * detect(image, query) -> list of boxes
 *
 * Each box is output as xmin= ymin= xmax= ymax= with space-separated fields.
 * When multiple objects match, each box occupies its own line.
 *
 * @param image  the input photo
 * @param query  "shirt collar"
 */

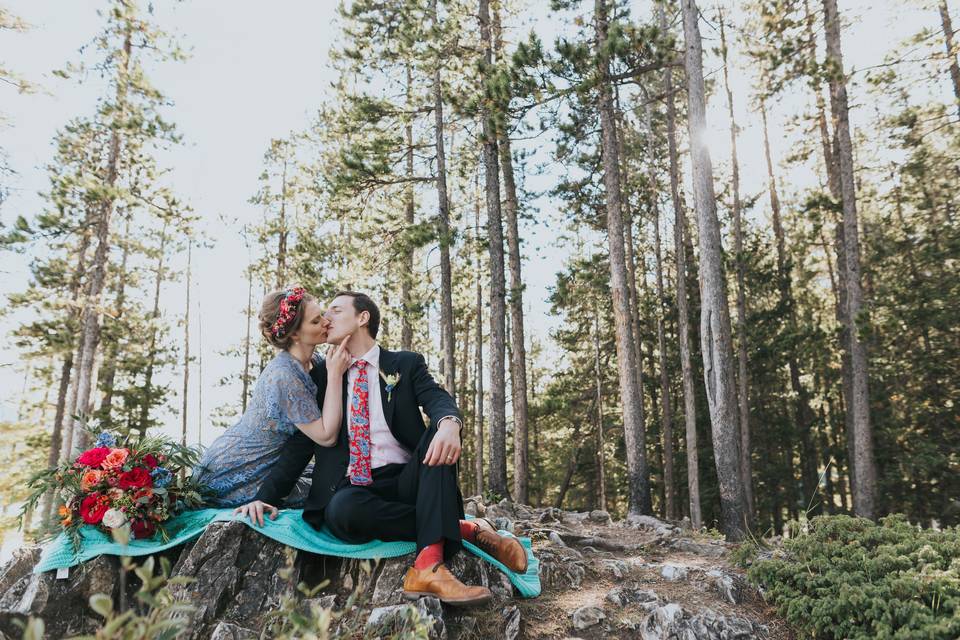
xmin=353 ymin=343 xmax=380 ymax=370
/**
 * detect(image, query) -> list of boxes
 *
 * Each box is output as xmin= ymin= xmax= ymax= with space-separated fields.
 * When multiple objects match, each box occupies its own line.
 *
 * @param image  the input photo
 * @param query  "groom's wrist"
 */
xmin=438 ymin=416 xmax=463 ymax=434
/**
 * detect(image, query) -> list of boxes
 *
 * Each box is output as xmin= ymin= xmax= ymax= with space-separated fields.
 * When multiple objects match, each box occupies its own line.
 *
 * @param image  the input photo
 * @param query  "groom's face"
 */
xmin=324 ymin=295 xmax=368 ymax=345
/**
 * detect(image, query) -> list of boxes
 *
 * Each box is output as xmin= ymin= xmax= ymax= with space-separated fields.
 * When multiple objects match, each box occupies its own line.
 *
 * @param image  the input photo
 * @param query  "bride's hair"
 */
xmin=259 ymin=288 xmax=316 ymax=350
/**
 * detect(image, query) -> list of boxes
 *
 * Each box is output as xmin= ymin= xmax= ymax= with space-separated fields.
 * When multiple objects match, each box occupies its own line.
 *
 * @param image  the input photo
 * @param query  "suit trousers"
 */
xmin=304 ymin=428 xmax=465 ymax=561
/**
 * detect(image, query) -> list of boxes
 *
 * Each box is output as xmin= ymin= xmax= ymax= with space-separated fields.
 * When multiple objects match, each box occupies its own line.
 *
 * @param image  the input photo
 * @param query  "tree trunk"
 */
xmin=139 ymin=219 xmax=169 ymax=432
xmin=60 ymin=339 xmax=86 ymax=461
xmin=458 ymin=316 xmax=472 ymax=490
xmin=823 ymin=0 xmax=877 ymax=519
xmin=197 ymin=297 xmax=203 ymax=445
xmin=555 ymin=422 xmax=583 ymax=510
xmin=69 ymin=30 xmax=133 ymax=457
xmin=939 ymin=0 xmax=960 ymax=119
xmin=492 ymin=3 xmax=530 ymax=505
xmin=277 ymin=155 xmax=288 ymax=288
xmin=594 ymin=0 xmax=652 ymax=515
xmin=680 ymin=0 xmax=746 ymax=540
xmin=473 ymin=174 xmax=486 ymax=498
xmin=718 ymin=11 xmax=753 ymax=523
xmin=402 ymin=62 xmax=416 ymax=351
xmin=98 ymin=212 xmax=131 ymax=427
xmin=479 ymin=0 xmax=509 ymax=498
xmin=593 ymin=305 xmax=606 ymax=512
xmin=182 ymin=240 xmax=192 ymax=452
xmin=641 ymin=101 xmax=678 ymax=522
xmin=658 ymin=2 xmax=702 ymax=530
xmin=616 ymin=96 xmax=646 ymax=437
xmin=44 ymin=214 xmax=95 ymax=517
xmin=805 ymin=0 xmax=853 ymax=505
xmin=242 ymin=264 xmax=253 ymax=413
xmin=427 ymin=8 xmax=456 ymax=400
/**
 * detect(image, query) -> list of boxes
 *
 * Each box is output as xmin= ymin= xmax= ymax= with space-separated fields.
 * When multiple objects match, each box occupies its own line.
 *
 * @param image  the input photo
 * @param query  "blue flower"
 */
xmin=151 ymin=467 xmax=173 ymax=488
xmin=95 ymin=432 xmax=117 ymax=448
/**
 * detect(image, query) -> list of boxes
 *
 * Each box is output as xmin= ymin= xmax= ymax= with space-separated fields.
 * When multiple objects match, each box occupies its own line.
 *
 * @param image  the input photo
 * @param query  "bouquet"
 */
xmin=24 ymin=428 xmax=206 ymax=550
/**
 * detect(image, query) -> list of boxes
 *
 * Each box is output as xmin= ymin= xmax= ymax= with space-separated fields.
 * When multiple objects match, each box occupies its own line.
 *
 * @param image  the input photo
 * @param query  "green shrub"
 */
xmin=743 ymin=514 xmax=960 ymax=640
xmin=262 ymin=548 xmax=435 ymax=640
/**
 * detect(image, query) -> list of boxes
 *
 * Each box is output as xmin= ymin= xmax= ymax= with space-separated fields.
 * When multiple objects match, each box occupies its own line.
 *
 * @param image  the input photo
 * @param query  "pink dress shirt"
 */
xmin=345 ymin=344 xmax=412 ymax=472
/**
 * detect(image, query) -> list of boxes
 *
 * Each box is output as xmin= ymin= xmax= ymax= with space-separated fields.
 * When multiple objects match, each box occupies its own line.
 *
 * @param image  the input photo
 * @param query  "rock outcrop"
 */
xmin=0 ymin=500 xmax=788 ymax=639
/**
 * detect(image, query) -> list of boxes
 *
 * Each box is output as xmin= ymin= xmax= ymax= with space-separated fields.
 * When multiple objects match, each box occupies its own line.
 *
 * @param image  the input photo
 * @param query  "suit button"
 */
xmin=330 ymin=485 xmax=336 ymax=492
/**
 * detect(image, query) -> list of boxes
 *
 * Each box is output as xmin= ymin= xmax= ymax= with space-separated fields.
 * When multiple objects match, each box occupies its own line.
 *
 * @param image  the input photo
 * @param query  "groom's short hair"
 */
xmin=334 ymin=290 xmax=380 ymax=339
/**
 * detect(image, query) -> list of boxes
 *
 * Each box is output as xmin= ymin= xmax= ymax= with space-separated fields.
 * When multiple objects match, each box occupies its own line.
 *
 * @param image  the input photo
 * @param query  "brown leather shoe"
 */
xmin=402 ymin=563 xmax=493 ymax=606
xmin=472 ymin=518 xmax=528 ymax=573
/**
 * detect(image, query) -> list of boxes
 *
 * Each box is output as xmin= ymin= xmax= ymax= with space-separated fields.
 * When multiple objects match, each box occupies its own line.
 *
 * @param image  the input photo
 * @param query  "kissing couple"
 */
xmin=193 ymin=288 xmax=527 ymax=605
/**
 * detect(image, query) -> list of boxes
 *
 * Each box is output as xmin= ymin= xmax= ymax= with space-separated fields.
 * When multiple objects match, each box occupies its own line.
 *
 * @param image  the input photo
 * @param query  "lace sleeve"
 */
xmin=276 ymin=362 xmax=322 ymax=426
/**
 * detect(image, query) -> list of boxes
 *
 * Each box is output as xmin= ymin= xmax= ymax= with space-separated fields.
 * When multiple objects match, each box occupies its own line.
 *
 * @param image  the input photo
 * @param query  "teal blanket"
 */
xmin=36 ymin=509 xmax=540 ymax=598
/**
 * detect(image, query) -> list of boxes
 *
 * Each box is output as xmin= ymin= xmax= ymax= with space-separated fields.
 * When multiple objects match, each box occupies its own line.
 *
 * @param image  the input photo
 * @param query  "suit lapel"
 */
xmin=378 ymin=347 xmax=398 ymax=430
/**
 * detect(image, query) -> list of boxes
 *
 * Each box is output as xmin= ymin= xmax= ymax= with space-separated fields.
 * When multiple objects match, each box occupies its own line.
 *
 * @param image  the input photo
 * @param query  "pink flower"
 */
xmin=80 ymin=469 xmax=104 ymax=491
xmin=100 ymin=448 xmax=130 ymax=471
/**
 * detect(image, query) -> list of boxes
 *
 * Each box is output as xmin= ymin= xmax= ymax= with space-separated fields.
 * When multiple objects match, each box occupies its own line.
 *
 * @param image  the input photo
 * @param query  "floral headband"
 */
xmin=270 ymin=287 xmax=307 ymax=338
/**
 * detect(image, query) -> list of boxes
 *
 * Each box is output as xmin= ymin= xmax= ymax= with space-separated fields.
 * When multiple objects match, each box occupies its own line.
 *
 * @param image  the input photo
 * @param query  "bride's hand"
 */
xmin=233 ymin=500 xmax=278 ymax=527
xmin=326 ymin=334 xmax=353 ymax=378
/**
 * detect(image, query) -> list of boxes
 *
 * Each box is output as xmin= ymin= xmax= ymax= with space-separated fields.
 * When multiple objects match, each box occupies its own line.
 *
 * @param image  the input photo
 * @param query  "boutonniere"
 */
xmin=379 ymin=370 xmax=401 ymax=402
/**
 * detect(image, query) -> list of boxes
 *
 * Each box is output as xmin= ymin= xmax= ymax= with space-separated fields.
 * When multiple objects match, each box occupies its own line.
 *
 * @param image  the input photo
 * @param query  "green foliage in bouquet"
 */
xmin=739 ymin=514 xmax=960 ymax=639
xmin=19 ymin=423 xmax=208 ymax=551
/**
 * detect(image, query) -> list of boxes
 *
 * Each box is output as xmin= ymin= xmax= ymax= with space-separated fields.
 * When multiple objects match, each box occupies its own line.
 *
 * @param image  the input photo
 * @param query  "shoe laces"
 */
xmin=475 ymin=530 xmax=498 ymax=556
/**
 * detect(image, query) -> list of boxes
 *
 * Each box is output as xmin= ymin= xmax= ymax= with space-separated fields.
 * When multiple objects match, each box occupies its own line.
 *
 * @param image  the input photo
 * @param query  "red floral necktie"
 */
xmin=347 ymin=359 xmax=373 ymax=485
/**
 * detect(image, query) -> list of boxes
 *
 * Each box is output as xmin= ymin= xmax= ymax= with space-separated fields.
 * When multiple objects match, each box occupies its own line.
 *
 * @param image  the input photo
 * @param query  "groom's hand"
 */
xmin=233 ymin=500 xmax=278 ymax=527
xmin=423 ymin=418 xmax=462 ymax=466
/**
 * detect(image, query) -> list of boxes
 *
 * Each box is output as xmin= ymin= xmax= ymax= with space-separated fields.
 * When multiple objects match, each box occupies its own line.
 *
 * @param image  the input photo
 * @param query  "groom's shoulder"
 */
xmin=382 ymin=348 xmax=427 ymax=367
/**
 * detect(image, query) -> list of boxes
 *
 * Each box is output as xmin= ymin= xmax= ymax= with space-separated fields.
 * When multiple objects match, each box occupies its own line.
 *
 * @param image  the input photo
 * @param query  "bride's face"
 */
xmin=291 ymin=300 xmax=329 ymax=347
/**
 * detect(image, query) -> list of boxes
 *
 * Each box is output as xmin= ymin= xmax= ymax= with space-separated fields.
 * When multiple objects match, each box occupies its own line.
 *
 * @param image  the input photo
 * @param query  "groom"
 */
xmin=245 ymin=291 xmax=526 ymax=606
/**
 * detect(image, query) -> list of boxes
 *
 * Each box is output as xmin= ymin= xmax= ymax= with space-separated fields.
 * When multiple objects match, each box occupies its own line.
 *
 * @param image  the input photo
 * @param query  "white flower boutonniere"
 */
xmin=380 ymin=371 xmax=401 ymax=402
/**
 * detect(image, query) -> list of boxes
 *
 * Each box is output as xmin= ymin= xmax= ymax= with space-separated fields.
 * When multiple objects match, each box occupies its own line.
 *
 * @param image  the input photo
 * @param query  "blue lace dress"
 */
xmin=194 ymin=350 xmax=321 ymax=507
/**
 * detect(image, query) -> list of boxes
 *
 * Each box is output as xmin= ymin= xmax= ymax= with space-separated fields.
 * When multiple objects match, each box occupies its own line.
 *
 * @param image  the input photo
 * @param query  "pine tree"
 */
xmin=680 ymin=0 xmax=746 ymax=539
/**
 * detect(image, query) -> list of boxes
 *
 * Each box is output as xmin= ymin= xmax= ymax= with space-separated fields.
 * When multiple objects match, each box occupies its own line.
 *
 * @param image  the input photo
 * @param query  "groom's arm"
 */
xmin=410 ymin=352 xmax=462 ymax=431
xmin=254 ymin=430 xmax=315 ymax=507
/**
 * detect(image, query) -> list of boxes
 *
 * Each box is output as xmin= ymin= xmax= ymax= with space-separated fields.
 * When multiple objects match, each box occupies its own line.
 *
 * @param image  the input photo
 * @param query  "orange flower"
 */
xmin=80 ymin=469 xmax=104 ymax=491
xmin=100 ymin=448 xmax=130 ymax=471
xmin=58 ymin=505 xmax=70 ymax=517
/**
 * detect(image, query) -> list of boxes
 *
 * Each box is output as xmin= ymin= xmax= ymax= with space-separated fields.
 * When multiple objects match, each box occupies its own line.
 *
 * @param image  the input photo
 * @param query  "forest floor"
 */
xmin=466 ymin=499 xmax=794 ymax=639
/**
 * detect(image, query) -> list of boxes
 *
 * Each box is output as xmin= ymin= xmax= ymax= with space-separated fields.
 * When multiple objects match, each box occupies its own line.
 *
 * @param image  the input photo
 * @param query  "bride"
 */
xmin=192 ymin=286 xmax=351 ymax=510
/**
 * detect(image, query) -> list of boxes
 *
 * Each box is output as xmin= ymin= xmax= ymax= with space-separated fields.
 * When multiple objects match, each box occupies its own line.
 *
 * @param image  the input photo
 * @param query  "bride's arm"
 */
xmin=295 ymin=336 xmax=352 ymax=447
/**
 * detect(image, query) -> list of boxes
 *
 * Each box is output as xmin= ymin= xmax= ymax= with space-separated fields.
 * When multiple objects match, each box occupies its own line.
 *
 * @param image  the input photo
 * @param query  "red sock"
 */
xmin=414 ymin=541 xmax=444 ymax=570
xmin=459 ymin=519 xmax=479 ymax=543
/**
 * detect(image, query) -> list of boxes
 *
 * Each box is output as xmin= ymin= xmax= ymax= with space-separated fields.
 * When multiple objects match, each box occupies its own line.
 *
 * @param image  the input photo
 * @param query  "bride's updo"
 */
xmin=259 ymin=287 xmax=315 ymax=350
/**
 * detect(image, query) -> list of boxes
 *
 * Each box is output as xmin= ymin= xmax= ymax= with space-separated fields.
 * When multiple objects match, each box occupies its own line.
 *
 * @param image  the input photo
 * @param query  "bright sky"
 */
xmin=0 ymin=0 xmax=946 ymax=450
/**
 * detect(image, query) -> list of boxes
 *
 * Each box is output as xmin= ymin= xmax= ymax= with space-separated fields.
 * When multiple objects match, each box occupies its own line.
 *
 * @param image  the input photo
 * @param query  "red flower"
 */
xmin=142 ymin=454 xmax=159 ymax=469
xmin=131 ymin=519 xmax=156 ymax=539
xmin=80 ymin=494 xmax=108 ymax=524
xmin=119 ymin=467 xmax=153 ymax=490
xmin=76 ymin=447 xmax=111 ymax=468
